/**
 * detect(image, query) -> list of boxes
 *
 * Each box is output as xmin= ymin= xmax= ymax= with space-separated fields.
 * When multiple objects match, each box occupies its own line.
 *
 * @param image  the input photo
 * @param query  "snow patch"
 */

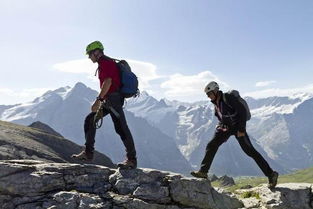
xmin=1 ymin=102 xmax=37 ymax=121
xmin=251 ymin=102 xmax=303 ymax=118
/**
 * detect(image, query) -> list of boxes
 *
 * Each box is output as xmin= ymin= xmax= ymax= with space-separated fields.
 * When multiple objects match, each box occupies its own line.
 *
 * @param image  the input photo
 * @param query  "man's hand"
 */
xmin=216 ymin=124 xmax=228 ymax=132
xmin=91 ymin=99 xmax=101 ymax=112
xmin=237 ymin=131 xmax=245 ymax=137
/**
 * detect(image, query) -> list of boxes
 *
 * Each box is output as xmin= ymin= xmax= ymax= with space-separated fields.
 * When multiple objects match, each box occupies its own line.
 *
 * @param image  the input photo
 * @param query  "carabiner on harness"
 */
xmin=94 ymin=102 xmax=104 ymax=129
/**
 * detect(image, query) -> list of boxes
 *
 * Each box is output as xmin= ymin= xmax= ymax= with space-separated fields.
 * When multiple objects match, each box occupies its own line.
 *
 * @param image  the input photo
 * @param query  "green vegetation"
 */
xmin=241 ymin=191 xmax=260 ymax=199
xmin=212 ymin=167 xmax=313 ymax=192
xmin=280 ymin=167 xmax=313 ymax=183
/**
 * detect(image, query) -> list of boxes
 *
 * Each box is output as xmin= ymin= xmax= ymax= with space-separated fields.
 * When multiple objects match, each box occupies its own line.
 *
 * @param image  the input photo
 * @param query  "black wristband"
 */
xmin=96 ymin=96 xmax=104 ymax=101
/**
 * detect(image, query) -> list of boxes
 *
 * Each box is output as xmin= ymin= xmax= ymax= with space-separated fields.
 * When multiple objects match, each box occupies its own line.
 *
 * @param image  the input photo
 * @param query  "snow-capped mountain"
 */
xmin=1 ymin=83 xmax=312 ymax=176
xmin=0 ymin=83 xmax=192 ymax=174
xmin=253 ymin=97 xmax=313 ymax=170
xmin=126 ymin=90 xmax=313 ymax=176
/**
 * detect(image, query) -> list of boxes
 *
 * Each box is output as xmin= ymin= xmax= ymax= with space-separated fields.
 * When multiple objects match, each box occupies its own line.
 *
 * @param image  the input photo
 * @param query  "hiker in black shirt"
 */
xmin=191 ymin=81 xmax=278 ymax=189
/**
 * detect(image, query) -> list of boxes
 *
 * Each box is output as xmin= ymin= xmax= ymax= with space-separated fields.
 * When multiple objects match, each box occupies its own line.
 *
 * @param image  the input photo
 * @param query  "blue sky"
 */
xmin=0 ymin=0 xmax=312 ymax=104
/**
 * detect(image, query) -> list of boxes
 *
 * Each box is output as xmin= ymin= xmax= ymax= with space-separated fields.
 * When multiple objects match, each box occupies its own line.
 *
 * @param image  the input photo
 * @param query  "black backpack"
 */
xmin=223 ymin=90 xmax=251 ymax=121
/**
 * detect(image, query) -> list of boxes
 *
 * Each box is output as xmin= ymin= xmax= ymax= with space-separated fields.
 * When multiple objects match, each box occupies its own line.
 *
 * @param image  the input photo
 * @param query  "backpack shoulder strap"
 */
xmin=111 ymin=57 xmax=120 ymax=63
xmin=221 ymin=92 xmax=238 ymax=119
xmin=223 ymin=93 xmax=239 ymax=114
xmin=101 ymin=55 xmax=120 ymax=63
xmin=222 ymin=93 xmax=232 ymax=108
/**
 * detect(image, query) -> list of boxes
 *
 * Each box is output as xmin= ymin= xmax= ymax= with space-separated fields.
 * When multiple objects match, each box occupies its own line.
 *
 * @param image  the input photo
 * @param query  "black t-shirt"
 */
xmin=213 ymin=91 xmax=247 ymax=132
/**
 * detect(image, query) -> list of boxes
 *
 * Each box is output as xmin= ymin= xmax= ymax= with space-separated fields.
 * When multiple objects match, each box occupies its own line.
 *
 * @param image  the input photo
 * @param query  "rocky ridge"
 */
xmin=0 ymin=160 xmax=312 ymax=209
xmin=0 ymin=120 xmax=114 ymax=168
xmin=28 ymin=121 xmax=63 ymax=138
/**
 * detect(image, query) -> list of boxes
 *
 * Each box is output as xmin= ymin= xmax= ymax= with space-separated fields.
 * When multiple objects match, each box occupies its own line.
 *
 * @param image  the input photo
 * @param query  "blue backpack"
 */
xmin=113 ymin=59 xmax=139 ymax=98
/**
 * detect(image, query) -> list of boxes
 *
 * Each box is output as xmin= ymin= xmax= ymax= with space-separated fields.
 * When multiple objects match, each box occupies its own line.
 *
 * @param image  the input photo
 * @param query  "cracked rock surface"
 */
xmin=0 ymin=160 xmax=312 ymax=209
xmin=0 ymin=160 xmax=242 ymax=209
xmin=236 ymin=183 xmax=313 ymax=209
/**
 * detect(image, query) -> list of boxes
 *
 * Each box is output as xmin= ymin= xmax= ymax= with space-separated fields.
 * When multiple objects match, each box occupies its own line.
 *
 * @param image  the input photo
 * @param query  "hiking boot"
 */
xmin=117 ymin=159 xmax=137 ymax=169
xmin=268 ymin=171 xmax=279 ymax=189
xmin=71 ymin=150 xmax=93 ymax=162
xmin=190 ymin=171 xmax=208 ymax=179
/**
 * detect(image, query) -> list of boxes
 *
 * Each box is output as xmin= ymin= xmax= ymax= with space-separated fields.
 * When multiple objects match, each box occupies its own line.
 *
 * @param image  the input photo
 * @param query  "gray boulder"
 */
xmin=0 ymin=160 xmax=242 ymax=209
xmin=208 ymin=174 xmax=218 ymax=182
xmin=217 ymin=175 xmax=235 ymax=187
xmin=0 ymin=160 xmax=312 ymax=209
xmin=236 ymin=183 xmax=313 ymax=209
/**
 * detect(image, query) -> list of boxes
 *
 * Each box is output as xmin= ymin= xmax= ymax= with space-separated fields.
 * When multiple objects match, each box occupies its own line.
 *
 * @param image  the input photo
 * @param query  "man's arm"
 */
xmin=98 ymin=78 xmax=112 ymax=99
xmin=91 ymin=78 xmax=112 ymax=112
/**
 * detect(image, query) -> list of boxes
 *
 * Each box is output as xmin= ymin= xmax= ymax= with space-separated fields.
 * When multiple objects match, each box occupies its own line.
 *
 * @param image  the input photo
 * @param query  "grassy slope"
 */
xmin=212 ymin=167 xmax=313 ymax=192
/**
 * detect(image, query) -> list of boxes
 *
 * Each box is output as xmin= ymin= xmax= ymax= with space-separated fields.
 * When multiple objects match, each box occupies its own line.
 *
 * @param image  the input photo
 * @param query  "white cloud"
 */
xmin=53 ymin=59 xmax=97 ymax=74
xmin=0 ymin=88 xmax=14 ymax=95
xmin=255 ymin=80 xmax=276 ymax=87
xmin=160 ymin=71 xmax=229 ymax=101
xmin=127 ymin=59 xmax=161 ymax=90
xmin=52 ymin=59 xmax=231 ymax=102
xmin=17 ymin=88 xmax=51 ymax=98
xmin=0 ymin=88 xmax=51 ymax=105
xmin=0 ymin=88 xmax=49 ymax=97
xmin=244 ymin=84 xmax=313 ymax=99
xmin=53 ymin=58 xmax=161 ymax=89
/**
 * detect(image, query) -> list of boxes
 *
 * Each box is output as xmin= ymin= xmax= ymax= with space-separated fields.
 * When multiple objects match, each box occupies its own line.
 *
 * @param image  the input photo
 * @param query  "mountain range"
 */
xmin=1 ymin=82 xmax=312 ymax=176
xmin=0 ymin=83 xmax=191 ymax=175
xmin=126 ymin=90 xmax=313 ymax=176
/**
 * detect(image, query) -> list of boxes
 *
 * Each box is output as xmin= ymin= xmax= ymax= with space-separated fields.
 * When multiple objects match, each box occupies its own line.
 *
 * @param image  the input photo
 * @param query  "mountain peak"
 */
xmin=73 ymin=82 xmax=88 ymax=90
xmin=65 ymin=82 xmax=97 ymax=101
xmin=54 ymin=86 xmax=71 ymax=94
xmin=138 ymin=91 xmax=151 ymax=98
xmin=159 ymin=99 xmax=170 ymax=108
xmin=28 ymin=121 xmax=63 ymax=138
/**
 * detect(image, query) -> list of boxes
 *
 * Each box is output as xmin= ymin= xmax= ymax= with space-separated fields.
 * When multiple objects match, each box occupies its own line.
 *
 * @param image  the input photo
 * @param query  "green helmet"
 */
xmin=86 ymin=41 xmax=104 ymax=55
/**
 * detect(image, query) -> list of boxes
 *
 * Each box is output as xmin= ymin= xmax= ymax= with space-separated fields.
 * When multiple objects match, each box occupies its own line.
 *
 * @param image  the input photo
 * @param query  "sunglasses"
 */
xmin=88 ymin=50 xmax=98 ymax=58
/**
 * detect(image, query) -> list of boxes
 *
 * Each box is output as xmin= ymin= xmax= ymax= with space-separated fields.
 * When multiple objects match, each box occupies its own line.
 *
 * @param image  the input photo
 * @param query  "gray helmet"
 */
xmin=204 ymin=81 xmax=219 ymax=94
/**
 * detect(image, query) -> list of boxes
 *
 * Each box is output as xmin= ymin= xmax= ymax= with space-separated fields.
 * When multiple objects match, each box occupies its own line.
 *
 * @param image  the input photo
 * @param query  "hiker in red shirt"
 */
xmin=72 ymin=41 xmax=137 ymax=169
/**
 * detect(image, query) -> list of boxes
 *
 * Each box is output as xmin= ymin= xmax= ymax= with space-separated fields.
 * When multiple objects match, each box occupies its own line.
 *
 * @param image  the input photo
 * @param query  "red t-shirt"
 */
xmin=97 ymin=56 xmax=121 ymax=95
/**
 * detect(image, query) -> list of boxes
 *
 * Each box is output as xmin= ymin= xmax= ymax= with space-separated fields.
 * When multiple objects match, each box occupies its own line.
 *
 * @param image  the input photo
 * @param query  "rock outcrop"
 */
xmin=0 ymin=120 xmax=114 ymax=167
xmin=208 ymin=174 xmax=218 ymax=182
xmin=28 ymin=121 xmax=63 ymax=138
xmin=216 ymin=175 xmax=235 ymax=187
xmin=0 ymin=160 xmax=243 ymax=209
xmin=0 ymin=160 xmax=312 ymax=209
xmin=236 ymin=183 xmax=313 ymax=209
